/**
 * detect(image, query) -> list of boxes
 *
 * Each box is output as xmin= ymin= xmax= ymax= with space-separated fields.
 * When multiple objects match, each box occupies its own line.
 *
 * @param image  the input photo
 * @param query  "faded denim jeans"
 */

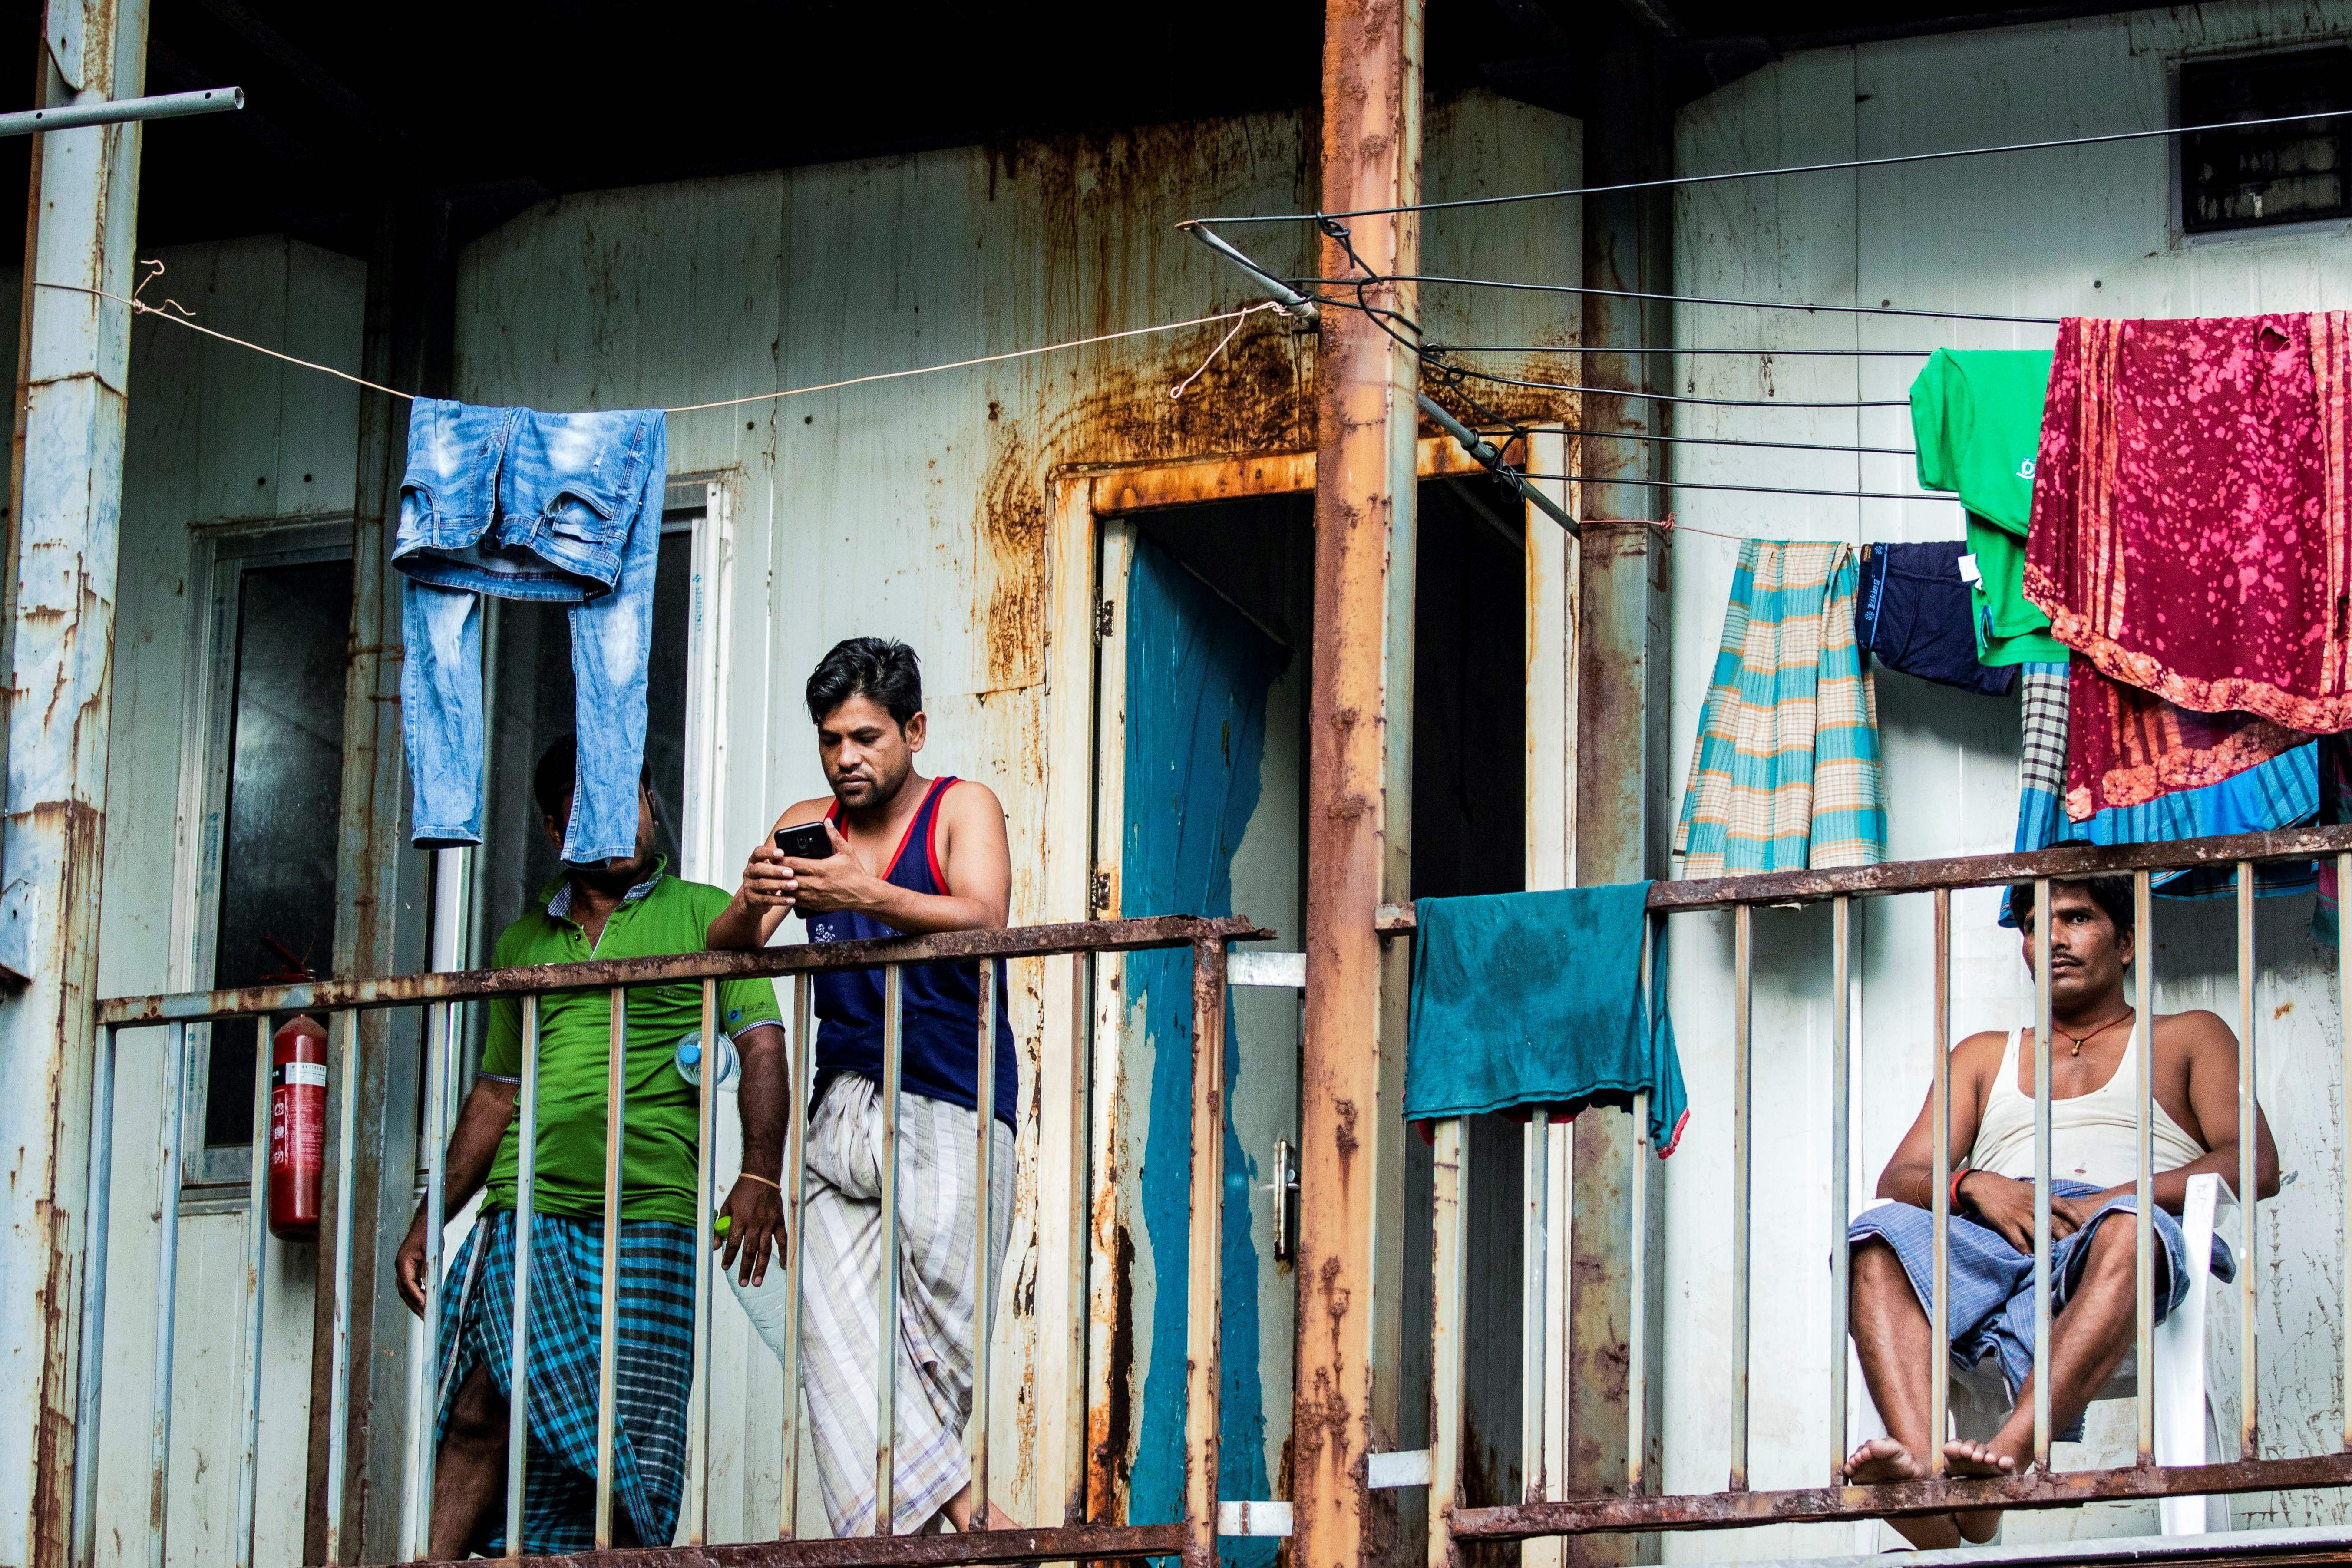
xmin=393 ymin=399 xmax=667 ymax=864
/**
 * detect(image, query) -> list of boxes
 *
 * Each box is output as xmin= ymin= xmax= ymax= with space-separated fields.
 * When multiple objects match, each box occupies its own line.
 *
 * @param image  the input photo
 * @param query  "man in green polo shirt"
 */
xmin=393 ymin=737 xmax=788 ymax=1556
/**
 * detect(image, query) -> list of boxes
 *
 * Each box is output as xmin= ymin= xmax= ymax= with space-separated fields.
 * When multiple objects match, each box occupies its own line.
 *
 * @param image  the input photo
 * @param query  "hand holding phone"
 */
xmin=773 ymin=821 xmax=834 ymax=860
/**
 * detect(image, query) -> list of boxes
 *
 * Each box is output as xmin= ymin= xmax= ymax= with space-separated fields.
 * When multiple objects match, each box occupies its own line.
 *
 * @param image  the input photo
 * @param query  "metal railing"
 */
xmin=1412 ymin=825 xmax=2352 ymax=1550
xmin=76 ymin=912 xmax=1262 ymax=1568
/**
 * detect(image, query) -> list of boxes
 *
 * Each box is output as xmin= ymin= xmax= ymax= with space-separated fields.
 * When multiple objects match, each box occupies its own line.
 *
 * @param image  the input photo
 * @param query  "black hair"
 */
xmin=530 ymin=736 xmax=651 ymax=827
xmin=806 ymin=636 xmax=923 ymax=727
xmin=2008 ymin=875 xmax=2136 ymax=937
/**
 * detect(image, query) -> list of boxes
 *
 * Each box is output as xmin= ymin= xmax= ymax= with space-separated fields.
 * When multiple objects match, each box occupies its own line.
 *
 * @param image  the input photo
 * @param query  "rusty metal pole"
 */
xmin=1566 ymin=22 xmax=1672 ymax=1566
xmin=1299 ymin=0 xmax=1421 ymax=1566
xmin=0 ymin=5 xmax=148 ymax=1566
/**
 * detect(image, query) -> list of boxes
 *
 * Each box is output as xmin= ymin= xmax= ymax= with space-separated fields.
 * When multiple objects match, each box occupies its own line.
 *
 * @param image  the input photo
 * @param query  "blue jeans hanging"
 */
xmin=393 ymin=400 xmax=666 ymax=864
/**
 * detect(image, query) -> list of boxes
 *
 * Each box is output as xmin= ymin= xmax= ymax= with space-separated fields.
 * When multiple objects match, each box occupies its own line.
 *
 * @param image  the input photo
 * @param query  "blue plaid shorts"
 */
xmin=1850 ymin=1179 xmax=2232 ymax=1443
xmin=435 ymin=1208 xmax=696 ymax=1553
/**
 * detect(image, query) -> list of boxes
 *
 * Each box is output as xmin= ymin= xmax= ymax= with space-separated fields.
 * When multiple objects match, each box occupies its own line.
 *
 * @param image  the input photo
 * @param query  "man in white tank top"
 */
xmin=1843 ymin=877 xmax=2279 ymax=1548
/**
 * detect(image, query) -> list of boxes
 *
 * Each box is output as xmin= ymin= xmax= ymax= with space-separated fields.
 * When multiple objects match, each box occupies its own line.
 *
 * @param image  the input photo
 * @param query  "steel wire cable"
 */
xmin=1186 ymin=105 xmax=2352 ymax=224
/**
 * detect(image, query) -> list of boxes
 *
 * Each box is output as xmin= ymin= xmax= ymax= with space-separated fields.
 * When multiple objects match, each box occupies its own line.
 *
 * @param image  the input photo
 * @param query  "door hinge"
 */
xmin=1094 ymin=599 xmax=1116 ymax=644
xmin=1089 ymin=868 xmax=1113 ymax=916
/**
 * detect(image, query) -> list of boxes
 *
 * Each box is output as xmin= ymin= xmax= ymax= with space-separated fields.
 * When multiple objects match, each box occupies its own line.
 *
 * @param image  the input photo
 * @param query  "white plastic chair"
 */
xmin=1853 ymin=1172 xmax=2226 ymax=1544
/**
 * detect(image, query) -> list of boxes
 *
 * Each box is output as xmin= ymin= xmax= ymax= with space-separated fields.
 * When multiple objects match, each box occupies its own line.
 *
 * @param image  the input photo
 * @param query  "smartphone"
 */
xmin=773 ymin=821 xmax=833 ymax=860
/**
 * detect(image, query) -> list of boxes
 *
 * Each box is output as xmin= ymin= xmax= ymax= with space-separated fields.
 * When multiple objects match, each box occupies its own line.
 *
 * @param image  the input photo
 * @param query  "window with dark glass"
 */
xmin=202 ymin=554 xmax=353 ymax=1155
xmin=2181 ymin=47 xmax=2352 ymax=234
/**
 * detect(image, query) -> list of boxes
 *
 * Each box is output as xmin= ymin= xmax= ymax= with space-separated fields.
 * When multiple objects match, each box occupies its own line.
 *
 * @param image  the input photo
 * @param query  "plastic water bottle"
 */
xmin=674 ymin=1032 xmax=739 ymax=1090
xmin=716 ymin=1211 xmax=796 ymax=1364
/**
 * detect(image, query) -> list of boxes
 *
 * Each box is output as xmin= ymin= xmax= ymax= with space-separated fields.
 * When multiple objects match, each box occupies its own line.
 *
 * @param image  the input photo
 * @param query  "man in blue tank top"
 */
xmin=708 ymin=637 xmax=1017 ymax=1537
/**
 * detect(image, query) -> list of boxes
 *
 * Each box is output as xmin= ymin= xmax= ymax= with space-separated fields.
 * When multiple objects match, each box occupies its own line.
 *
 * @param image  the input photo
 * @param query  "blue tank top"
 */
xmin=807 ymin=777 xmax=1017 ymax=1127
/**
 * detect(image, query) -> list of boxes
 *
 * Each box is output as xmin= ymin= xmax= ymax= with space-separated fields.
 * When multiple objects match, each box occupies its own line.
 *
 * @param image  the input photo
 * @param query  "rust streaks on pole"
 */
xmin=1299 ymin=0 xmax=1422 ymax=1565
xmin=780 ymin=976 xmax=813 ymax=1539
xmin=688 ymin=981 xmax=718 ymax=1545
xmin=1427 ymin=1117 xmax=1467 ymax=1568
xmin=1729 ymin=903 xmax=1751 ymax=1491
xmin=149 ymin=1023 xmax=189 ymax=1568
xmin=2133 ymin=871 xmax=2154 ymax=1466
xmin=506 ymin=998 xmax=542 ymax=1558
xmin=971 ymin=964 xmax=996 ymax=1525
xmin=1929 ymin=890 xmax=1950 ymax=1479
xmin=325 ymin=1011 xmax=362 ymax=1565
xmin=875 ymin=966 xmax=904 ymax=1535
xmin=95 ymin=915 xmax=1273 ymax=1027
xmin=1446 ymin=1450 xmax=2352 ymax=1538
xmin=1182 ymin=935 xmax=1229 ymax=1568
xmin=1828 ymin=895 xmax=1851 ymax=1487
xmin=2238 ymin=862 xmax=2258 ymax=1462
xmin=2032 ymin=880 xmax=2053 ymax=1468
xmin=595 ymin=989 xmax=627 ymax=1549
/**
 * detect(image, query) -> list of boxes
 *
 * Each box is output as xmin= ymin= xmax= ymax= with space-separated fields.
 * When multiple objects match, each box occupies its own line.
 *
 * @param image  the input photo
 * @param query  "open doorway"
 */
xmin=1084 ymin=469 xmax=1531 ymax=1549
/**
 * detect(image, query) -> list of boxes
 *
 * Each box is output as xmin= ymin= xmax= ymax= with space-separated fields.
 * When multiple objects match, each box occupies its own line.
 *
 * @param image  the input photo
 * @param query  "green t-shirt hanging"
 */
xmin=477 ymin=864 xmax=784 ymax=1227
xmin=1910 ymin=348 xmax=2066 ymax=665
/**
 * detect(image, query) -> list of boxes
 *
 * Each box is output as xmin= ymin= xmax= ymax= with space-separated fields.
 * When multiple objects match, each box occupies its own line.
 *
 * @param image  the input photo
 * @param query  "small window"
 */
xmin=2180 ymin=46 xmax=2352 ymax=234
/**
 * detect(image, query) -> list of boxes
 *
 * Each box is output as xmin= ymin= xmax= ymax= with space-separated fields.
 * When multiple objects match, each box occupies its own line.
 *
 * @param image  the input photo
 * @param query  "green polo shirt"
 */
xmin=1910 ymin=348 xmax=2068 ymax=666
xmin=479 ymin=863 xmax=782 ymax=1226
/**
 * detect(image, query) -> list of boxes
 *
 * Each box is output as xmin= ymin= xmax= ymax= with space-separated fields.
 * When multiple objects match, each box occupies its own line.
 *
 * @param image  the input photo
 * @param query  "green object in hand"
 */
xmin=712 ymin=1212 xmax=731 ymax=1236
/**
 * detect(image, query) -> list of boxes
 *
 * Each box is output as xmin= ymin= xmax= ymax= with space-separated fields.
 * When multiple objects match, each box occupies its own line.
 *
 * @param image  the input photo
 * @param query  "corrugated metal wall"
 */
xmin=1666 ymin=2 xmax=2352 ymax=1556
xmin=75 ymin=90 xmax=1580 ymax=1560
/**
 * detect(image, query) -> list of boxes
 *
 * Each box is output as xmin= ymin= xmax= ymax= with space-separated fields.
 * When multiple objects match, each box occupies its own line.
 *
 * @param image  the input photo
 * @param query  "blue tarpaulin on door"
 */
xmin=1120 ymin=536 xmax=1288 ymax=1567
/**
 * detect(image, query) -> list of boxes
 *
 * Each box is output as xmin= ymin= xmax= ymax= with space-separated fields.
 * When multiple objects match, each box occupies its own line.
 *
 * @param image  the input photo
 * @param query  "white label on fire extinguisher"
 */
xmin=280 ymin=1061 xmax=327 ymax=1088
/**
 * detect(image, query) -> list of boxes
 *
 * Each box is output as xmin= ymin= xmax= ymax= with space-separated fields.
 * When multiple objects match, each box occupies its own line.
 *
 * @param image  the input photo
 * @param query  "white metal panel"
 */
xmin=1668 ymin=3 xmax=2352 ymax=1556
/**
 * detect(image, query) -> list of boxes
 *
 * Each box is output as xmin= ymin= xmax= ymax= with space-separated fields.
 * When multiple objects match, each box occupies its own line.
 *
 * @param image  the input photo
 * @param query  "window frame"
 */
xmin=2172 ymin=40 xmax=2352 ymax=245
xmin=175 ymin=517 xmax=356 ymax=1194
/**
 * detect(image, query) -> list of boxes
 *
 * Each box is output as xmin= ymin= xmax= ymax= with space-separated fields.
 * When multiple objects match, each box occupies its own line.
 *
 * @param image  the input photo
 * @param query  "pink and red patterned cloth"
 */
xmin=2026 ymin=312 xmax=2352 ymax=819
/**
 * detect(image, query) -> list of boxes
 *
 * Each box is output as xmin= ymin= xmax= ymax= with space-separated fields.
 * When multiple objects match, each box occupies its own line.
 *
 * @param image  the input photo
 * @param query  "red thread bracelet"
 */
xmin=1949 ymin=1167 xmax=1971 ymax=1212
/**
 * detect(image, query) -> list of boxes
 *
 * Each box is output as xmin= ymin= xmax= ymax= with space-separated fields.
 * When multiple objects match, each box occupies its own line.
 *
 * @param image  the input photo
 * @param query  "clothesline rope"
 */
xmin=36 ymin=263 xmax=1286 ymax=414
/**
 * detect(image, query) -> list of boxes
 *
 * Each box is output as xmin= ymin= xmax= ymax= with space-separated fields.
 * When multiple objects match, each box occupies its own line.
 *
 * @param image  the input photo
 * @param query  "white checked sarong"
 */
xmin=799 ymin=1071 xmax=1014 ymax=1536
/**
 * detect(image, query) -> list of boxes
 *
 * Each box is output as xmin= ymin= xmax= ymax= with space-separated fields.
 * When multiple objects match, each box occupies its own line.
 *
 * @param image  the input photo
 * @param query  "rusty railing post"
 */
xmin=1183 ymin=933 xmax=1229 ymax=1568
xmin=1299 ymin=2 xmax=1423 ymax=1567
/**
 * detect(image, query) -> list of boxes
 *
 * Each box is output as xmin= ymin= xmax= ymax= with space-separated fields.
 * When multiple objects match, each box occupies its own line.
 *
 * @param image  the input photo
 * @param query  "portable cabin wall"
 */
xmin=449 ymin=87 xmax=1580 ymax=1539
xmin=64 ymin=92 xmax=1581 ymax=1562
xmin=1664 ymin=1 xmax=2352 ymax=1555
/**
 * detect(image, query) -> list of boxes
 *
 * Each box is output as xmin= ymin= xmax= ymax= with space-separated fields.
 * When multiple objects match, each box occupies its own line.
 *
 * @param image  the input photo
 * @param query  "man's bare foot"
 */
xmin=1843 ymin=1436 xmax=1923 ymax=1484
xmin=1942 ymin=1439 xmax=2018 ymax=1479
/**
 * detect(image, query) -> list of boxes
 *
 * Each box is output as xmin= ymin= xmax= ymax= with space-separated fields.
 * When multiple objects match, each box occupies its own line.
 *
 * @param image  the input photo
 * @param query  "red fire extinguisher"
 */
xmin=268 ymin=1014 xmax=329 ymax=1241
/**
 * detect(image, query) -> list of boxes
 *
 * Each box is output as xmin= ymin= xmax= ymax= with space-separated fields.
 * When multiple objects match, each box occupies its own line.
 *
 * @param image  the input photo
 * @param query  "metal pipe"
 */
xmin=1429 ymin=1118 xmax=1468 ymax=1568
xmin=413 ymin=1000 xmax=455 ymax=1558
xmin=94 ymin=913 xmax=1272 ymax=1032
xmin=1183 ymin=934 xmax=1229 ymax=1568
xmin=971 ymin=964 xmax=997 ymax=1525
xmin=1629 ymin=921 xmax=1654 ymax=1497
xmin=1930 ymin=890 xmax=1952 ymax=1478
xmin=1828 ymin=895 xmax=1851 ymax=1485
xmin=71 ymin=1026 xmax=118 ymax=1568
xmin=505 ymin=997 xmax=542 ymax=1557
xmin=780 ymin=975 xmax=814 ymax=1538
xmin=238 ymin=1022 xmax=271 ymax=1568
xmin=688 ymin=980 xmax=718 ymax=1545
xmin=1174 ymin=221 xmax=1320 ymax=320
xmin=149 ymin=1023 xmax=190 ymax=1568
xmin=1730 ymin=903 xmax=1752 ymax=1491
xmin=2134 ymin=871 xmax=2154 ymax=1465
xmin=2238 ymin=863 xmax=2258 ymax=1462
xmin=596 ymin=987 xmax=627 ymax=1548
xmin=325 ymin=1010 xmax=363 ymax=1563
xmin=2032 ymin=880 xmax=2054 ymax=1468
xmin=0 ymin=86 xmax=241 ymax=137
xmin=876 ymin=965 xmax=905 ymax=1534
xmin=1521 ymin=1109 xmax=1549 ymax=1502
xmin=1414 ymin=391 xmax=1578 ymax=535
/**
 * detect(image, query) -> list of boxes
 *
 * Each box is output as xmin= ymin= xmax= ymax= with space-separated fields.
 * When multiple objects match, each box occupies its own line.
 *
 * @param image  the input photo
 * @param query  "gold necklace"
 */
xmin=2056 ymin=1007 xmax=2134 ymax=1059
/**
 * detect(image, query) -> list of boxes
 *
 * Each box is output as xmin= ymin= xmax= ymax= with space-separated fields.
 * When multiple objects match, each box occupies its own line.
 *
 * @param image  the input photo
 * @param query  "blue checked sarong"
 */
xmin=1849 ymin=1180 xmax=2233 ymax=1442
xmin=1676 ymin=539 xmax=1885 ymax=875
xmin=435 ymin=1208 xmax=695 ymax=1554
